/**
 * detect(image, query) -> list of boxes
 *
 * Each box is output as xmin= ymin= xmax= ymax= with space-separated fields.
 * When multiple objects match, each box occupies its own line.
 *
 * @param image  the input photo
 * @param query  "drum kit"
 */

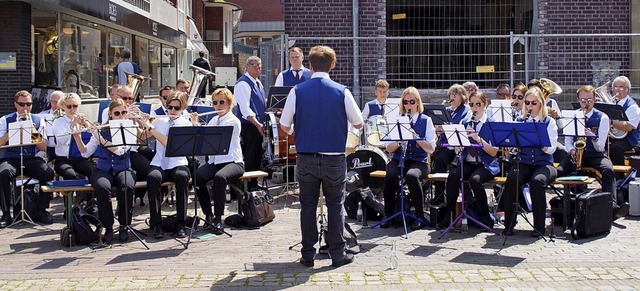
xmin=345 ymin=115 xmax=391 ymax=192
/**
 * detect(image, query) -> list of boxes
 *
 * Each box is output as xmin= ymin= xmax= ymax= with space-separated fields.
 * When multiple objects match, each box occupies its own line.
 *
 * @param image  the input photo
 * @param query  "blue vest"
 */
xmin=519 ymin=116 xmax=554 ymax=166
xmin=393 ymin=113 xmax=429 ymax=163
xmin=585 ymin=109 xmax=604 ymax=153
xmin=620 ymin=98 xmax=640 ymax=147
xmin=154 ymin=107 xmax=166 ymax=116
xmin=96 ymin=131 xmax=131 ymax=173
xmin=282 ymin=68 xmax=311 ymax=86
xmin=546 ymin=99 xmax=553 ymax=107
xmin=1 ymin=113 xmax=42 ymax=159
xmin=293 ymin=78 xmax=348 ymax=153
xmin=367 ymin=101 xmax=383 ymax=117
xmin=460 ymin=115 xmax=500 ymax=175
xmin=69 ymin=132 xmax=93 ymax=159
xmin=234 ymin=75 xmax=266 ymax=124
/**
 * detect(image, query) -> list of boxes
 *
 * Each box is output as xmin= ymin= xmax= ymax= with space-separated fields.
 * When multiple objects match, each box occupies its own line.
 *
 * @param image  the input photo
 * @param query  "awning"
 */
xmin=188 ymin=19 xmax=209 ymax=54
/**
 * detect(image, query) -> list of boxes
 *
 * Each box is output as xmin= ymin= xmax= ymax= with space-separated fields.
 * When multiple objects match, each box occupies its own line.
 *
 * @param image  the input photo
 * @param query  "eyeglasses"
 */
xmin=580 ymin=98 xmax=594 ymax=103
xmin=497 ymin=92 xmax=510 ymax=97
xmin=249 ymin=63 xmax=262 ymax=67
xmin=161 ymin=96 xmax=170 ymax=100
xmin=212 ymin=100 xmax=226 ymax=106
xmin=16 ymin=102 xmax=33 ymax=107
xmin=66 ymin=104 xmax=79 ymax=109
xmin=166 ymin=105 xmax=181 ymax=111
xmin=112 ymin=110 xmax=128 ymax=117
xmin=524 ymin=100 xmax=539 ymax=106
xmin=117 ymin=94 xmax=134 ymax=101
xmin=403 ymin=99 xmax=416 ymax=105
xmin=469 ymin=102 xmax=483 ymax=107
xmin=512 ymin=94 xmax=524 ymax=100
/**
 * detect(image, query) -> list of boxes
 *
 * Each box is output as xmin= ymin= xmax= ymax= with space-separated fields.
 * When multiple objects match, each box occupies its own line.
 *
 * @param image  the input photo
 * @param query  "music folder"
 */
xmin=267 ymin=86 xmax=293 ymax=109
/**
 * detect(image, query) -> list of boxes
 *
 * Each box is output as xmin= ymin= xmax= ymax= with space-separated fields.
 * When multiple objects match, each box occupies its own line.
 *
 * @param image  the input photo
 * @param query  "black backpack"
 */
xmin=62 ymin=205 xmax=102 ymax=247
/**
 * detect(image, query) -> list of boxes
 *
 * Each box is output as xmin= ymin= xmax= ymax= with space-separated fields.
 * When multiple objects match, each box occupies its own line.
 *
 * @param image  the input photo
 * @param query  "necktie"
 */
xmin=380 ymin=104 xmax=385 ymax=116
xmin=294 ymin=70 xmax=300 ymax=81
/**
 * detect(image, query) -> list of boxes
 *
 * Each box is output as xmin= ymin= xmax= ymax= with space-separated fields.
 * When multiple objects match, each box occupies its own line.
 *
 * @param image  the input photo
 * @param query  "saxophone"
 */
xmin=573 ymin=109 xmax=587 ymax=169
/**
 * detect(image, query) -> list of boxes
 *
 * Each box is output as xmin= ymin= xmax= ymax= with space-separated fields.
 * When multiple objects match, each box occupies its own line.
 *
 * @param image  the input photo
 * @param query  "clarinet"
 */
xmin=525 ymin=109 xmax=532 ymax=122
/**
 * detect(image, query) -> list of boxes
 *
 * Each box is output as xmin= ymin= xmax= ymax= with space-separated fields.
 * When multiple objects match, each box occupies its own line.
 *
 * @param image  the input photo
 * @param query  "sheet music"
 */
xmin=109 ymin=119 xmax=137 ymax=146
xmin=560 ymin=110 xmax=585 ymax=136
xmin=488 ymin=100 xmax=514 ymax=122
xmin=441 ymin=124 xmax=471 ymax=147
xmin=8 ymin=120 xmax=33 ymax=145
xmin=382 ymin=115 xmax=416 ymax=141
xmin=382 ymin=98 xmax=401 ymax=117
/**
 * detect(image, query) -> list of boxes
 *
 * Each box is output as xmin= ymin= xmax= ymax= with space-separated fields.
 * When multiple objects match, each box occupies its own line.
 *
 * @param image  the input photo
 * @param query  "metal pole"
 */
xmin=352 ymin=0 xmax=361 ymax=107
xmin=509 ymin=31 xmax=514 ymax=89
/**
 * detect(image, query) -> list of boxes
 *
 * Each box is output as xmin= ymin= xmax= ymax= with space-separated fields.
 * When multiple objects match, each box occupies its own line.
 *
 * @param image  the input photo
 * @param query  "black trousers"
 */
xmin=558 ymin=151 xmax=620 ymax=207
xmin=0 ymin=157 xmax=54 ymax=213
xmin=432 ymin=148 xmax=455 ymax=198
xmin=130 ymin=151 xmax=150 ymax=198
xmin=90 ymin=169 xmax=136 ymax=228
xmin=147 ymin=166 xmax=190 ymax=227
xmin=195 ymin=162 xmax=245 ymax=217
xmin=54 ymin=157 xmax=93 ymax=180
xmin=445 ymin=162 xmax=495 ymax=220
xmin=240 ymin=123 xmax=263 ymax=188
xmin=383 ymin=158 xmax=429 ymax=218
xmin=609 ymin=138 xmax=632 ymax=167
xmin=503 ymin=163 xmax=557 ymax=231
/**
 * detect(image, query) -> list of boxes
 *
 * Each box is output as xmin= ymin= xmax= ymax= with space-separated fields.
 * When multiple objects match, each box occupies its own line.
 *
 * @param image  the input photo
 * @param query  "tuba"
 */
xmin=596 ymin=81 xmax=628 ymax=139
xmin=187 ymin=65 xmax=216 ymax=106
xmin=126 ymin=72 xmax=147 ymax=101
xmin=539 ymin=78 xmax=563 ymax=100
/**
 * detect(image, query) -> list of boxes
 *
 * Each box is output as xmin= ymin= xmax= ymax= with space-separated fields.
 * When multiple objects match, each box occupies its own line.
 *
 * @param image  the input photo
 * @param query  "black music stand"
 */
xmin=371 ymin=116 xmax=428 ymax=238
xmin=424 ymin=104 xmax=452 ymax=126
xmin=480 ymin=121 xmax=551 ymax=244
xmin=107 ymin=121 xmax=149 ymax=249
xmin=5 ymin=121 xmax=40 ymax=228
xmin=266 ymin=86 xmax=293 ymax=110
xmin=594 ymin=103 xmax=628 ymax=123
xmin=166 ymin=125 xmax=233 ymax=249
xmin=438 ymin=125 xmax=500 ymax=238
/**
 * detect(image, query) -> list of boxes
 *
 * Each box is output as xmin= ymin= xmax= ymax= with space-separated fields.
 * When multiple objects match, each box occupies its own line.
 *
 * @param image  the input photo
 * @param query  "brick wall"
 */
xmin=0 ymin=2 xmax=32 ymax=115
xmin=538 ymin=0 xmax=630 ymax=87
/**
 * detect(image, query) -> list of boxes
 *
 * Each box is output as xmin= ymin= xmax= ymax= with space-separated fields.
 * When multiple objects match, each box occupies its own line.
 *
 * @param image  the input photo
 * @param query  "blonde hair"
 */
xmin=167 ymin=91 xmax=188 ymax=111
xmin=58 ymin=93 xmax=82 ymax=109
xmin=400 ymin=86 xmax=424 ymax=114
xmin=212 ymin=88 xmax=235 ymax=109
xmin=522 ymin=87 xmax=548 ymax=120
xmin=447 ymin=84 xmax=468 ymax=103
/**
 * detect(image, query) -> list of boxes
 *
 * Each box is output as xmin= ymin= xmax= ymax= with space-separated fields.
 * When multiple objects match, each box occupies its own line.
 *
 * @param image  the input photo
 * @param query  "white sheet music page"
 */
xmin=561 ymin=110 xmax=585 ymax=136
xmin=382 ymin=115 xmax=415 ymax=141
xmin=36 ymin=114 xmax=54 ymax=138
xmin=109 ymin=119 xmax=137 ymax=146
xmin=8 ymin=120 xmax=33 ymax=146
xmin=488 ymin=100 xmax=514 ymax=122
xmin=441 ymin=124 xmax=471 ymax=147
xmin=382 ymin=97 xmax=401 ymax=118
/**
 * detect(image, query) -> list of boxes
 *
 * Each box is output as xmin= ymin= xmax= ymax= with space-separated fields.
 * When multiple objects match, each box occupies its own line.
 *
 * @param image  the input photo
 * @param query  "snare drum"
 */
xmin=346 ymin=124 xmax=361 ymax=148
xmin=365 ymin=115 xmax=388 ymax=148
xmin=265 ymin=112 xmax=296 ymax=164
xmin=346 ymin=145 xmax=389 ymax=191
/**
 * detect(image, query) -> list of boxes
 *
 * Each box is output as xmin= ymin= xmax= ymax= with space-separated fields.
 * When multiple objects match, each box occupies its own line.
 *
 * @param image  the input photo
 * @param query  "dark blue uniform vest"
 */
xmin=367 ymin=101 xmax=383 ymax=117
xmin=393 ymin=113 xmax=429 ymax=163
xmin=460 ymin=115 xmax=500 ymax=175
xmin=584 ymin=109 xmax=604 ymax=153
xmin=154 ymin=107 xmax=166 ymax=116
xmin=234 ymin=75 xmax=266 ymax=124
xmin=69 ymin=132 xmax=93 ymax=159
xmin=519 ymin=116 xmax=554 ymax=166
xmin=293 ymin=78 xmax=348 ymax=153
xmin=282 ymin=68 xmax=311 ymax=86
xmin=620 ymin=97 xmax=640 ymax=147
xmin=1 ymin=113 xmax=42 ymax=159
xmin=96 ymin=131 xmax=131 ymax=173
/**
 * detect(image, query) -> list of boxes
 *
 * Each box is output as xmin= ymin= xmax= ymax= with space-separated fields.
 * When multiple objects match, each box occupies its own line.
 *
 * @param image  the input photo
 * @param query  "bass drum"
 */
xmin=346 ymin=146 xmax=389 ymax=192
xmin=265 ymin=112 xmax=296 ymax=164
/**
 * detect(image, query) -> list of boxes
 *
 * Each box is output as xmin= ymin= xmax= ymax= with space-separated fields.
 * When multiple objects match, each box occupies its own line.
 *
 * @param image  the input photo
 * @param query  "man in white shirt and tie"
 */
xmin=275 ymin=47 xmax=311 ymax=87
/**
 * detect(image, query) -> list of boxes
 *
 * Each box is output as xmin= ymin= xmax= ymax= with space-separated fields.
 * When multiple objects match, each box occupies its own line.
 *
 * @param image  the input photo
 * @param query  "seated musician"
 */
xmin=39 ymin=90 xmax=63 ymax=162
xmin=361 ymin=79 xmax=389 ymax=120
xmin=431 ymin=84 xmax=471 ymax=205
xmin=511 ymin=83 xmax=526 ymax=118
xmin=52 ymin=93 xmax=94 ymax=184
xmin=502 ymin=87 xmax=558 ymax=237
xmin=558 ymin=85 xmax=629 ymax=218
xmin=0 ymin=90 xmax=55 ymax=227
xmin=439 ymin=92 xmax=499 ymax=230
xmin=84 ymin=99 xmax=136 ymax=244
xmin=194 ymin=88 xmax=245 ymax=235
xmin=527 ymin=78 xmax=570 ymax=165
xmin=140 ymin=91 xmax=193 ymax=239
xmin=380 ymin=86 xmax=436 ymax=230
xmin=151 ymin=86 xmax=174 ymax=117
xmin=608 ymin=76 xmax=640 ymax=168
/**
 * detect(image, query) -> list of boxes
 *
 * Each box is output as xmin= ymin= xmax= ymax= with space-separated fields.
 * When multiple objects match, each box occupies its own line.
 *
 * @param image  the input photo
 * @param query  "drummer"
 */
xmin=361 ymin=79 xmax=389 ymax=120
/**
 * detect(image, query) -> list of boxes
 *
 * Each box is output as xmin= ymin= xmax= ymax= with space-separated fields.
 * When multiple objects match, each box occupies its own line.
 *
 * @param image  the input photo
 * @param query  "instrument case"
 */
xmin=571 ymin=189 xmax=612 ymax=239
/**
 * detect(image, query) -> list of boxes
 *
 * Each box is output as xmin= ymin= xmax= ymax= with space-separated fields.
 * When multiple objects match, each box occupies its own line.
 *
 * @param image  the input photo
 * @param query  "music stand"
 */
xmin=424 ymin=104 xmax=452 ymax=126
xmin=166 ymin=125 xmax=233 ymax=249
xmin=107 ymin=120 xmax=149 ymax=249
xmin=438 ymin=125 xmax=500 ymax=238
xmin=480 ymin=121 xmax=551 ymax=244
xmin=266 ymin=86 xmax=293 ymax=110
xmin=488 ymin=100 xmax=515 ymax=122
xmin=371 ymin=115 xmax=429 ymax=238
xmin=594 ymin=103 xmax=628 ymax=122
xmin=5 ymin=120 xmax=40 ymax=227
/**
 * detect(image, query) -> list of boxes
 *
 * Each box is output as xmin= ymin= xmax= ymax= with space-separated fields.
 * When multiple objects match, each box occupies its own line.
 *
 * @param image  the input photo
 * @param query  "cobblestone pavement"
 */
xmin=0 ymin=185 xmax=639 ymax=290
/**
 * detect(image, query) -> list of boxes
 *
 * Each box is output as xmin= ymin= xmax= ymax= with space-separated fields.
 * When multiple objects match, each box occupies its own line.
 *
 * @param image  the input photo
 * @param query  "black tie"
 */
xmin=380 ymin=104 xmax=385 ymax=116
xmin=294 ymin=70 xmax=300 ymax=81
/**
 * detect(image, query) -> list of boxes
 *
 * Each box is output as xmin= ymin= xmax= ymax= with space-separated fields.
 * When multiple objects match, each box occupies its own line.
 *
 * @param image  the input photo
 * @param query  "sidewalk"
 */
xmin=0 ymin=186 xmax=639 ymax=290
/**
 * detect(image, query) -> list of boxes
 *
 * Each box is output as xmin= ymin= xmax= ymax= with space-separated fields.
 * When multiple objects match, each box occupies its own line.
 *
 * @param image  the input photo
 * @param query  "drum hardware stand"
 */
xmin=288 ymin=190 xmax=326 ymax=251
xmin=279 ymin=137 xmax=298 ymax=206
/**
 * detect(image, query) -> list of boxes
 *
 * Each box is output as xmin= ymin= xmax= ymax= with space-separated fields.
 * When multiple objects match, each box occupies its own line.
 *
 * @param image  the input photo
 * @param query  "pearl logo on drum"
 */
xmin=351 ymin=157 xmax=373 ymax=169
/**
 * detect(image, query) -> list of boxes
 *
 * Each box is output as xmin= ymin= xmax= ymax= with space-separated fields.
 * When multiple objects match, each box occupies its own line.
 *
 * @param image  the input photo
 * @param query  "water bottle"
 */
xmin=461 ymin=217 xmax=468 ymax=233
xmin=356 ymin=201 xmax=363 ymax=222
xmin=390 ymin=241 xmax=399 ymax=270
xmin=225 ymin=185 xmax=231 ymax=203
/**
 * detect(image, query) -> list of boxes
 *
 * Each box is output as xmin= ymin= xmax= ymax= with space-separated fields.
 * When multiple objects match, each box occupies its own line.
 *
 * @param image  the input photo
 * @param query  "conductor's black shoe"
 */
xmin=118 ymin=226 xmax=129 ymax=243
xmin=212 ymin=222 xmax=225 ymax=235
xmin=616 ymin=203 xmax=630 ymax=218
xmin=176 ymin=225 xmax=187 ymax=238
xmin=103 ymin=228 xmax=113 ymax=245
xmin=331 ymin=253 xmax=355 ymax=268
xmin=530 ymin=229 xmax=545 ymax=237
xmin=299 ymin=258 xmax=314 ymax=267
xmin=35 ymin=210 xmax=53 ymax=225
xmin=0 ymin=212 xmax=11 ymax=228
xmin=153 ymin=225 xmax=163 ymax=239
xmin=409 ymin=221 xmax=425 ymax=231
xmin=379 ymin=220 xmax=391 ymax=229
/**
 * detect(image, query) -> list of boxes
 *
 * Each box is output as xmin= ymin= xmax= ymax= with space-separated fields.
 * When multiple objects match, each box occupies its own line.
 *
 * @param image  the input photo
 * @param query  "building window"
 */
xmin=178 ymin=0 xmax=186 ymax=31
xmin=123 ymin=0 xmax=151 ymax=13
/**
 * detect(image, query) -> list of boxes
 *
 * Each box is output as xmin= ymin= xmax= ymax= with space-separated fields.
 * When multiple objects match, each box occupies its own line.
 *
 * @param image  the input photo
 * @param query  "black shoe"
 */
xmin=502 ymin=221 xmax=516 ymax=236
xmin=136 ymin=195 xmax=145 ymax=207
xmin=176 ymin=225 xmax=187 ymax=238
xmin=103 ymin=228 xmax=113 ymax=245
xmin=0 ymin=212 xmax=11 ymax=228
xmin=212 ymin=222 xmax=224 ymax=235
xmin=530 ymin=229 xmax=545 ymax=237
xmin=203 ymin=214 xmax=214 ymax=229
xmin=409 ymin=221 xmax=425 ymax=231
xmin=299 ymin=257 xmax=314 ymax=267
xmin=379 ymin=220 xmax=391 ymax=229
xmin=118 ymin=226 xmax=129 ymax=243
xmin=616 ymin=203 xmax=630 ymax=218
xmin=153 ymin=225 xmax=163 ymax=239
xmin=35 ymin=210 xmax=53 ymax=225
xmin=331 ymin=253 xmax=355 ymax=267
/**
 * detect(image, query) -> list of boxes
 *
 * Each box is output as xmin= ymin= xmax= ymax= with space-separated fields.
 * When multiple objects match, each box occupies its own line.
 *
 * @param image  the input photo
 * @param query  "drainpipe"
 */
xmin=352 ymin=0 xmax=361 ymax=107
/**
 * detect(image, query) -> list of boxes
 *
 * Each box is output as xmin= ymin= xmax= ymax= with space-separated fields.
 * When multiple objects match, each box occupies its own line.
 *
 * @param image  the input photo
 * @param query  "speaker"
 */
xmin=628 ymin=180 xmax=640 ymax=216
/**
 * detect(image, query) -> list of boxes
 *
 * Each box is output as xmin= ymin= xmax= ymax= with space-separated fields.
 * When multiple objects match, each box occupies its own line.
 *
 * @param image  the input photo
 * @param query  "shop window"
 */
xmin=162 ymin=46 xmax=177 ymax=88
xmin=58 ymin=21 xmax=103 ymax=98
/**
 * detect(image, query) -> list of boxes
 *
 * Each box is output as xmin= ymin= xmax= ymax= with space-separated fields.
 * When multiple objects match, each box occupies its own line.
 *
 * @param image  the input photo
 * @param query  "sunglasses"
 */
xmin=121 ymin=97 xmax=134 ymax=101
xmin=524 ymin=100 xmax=539 ymax=106
xmin=512 ymin=94 xmax=524 ymax=100
xmin=166 ymin=105 xmax=181 ymax=111
xmin=16 ymin=102 xmax=33 ymax=107
xmin=112 ymin=110 xmax=128 ymax=117
xmin=403 ymin=99 xmax=416 ymax=105
xmin=212 ymin=100 xmax=226 ymax=106
xmin=161 ymin=96 xmax=169 ymax=100
xmin=469 ymin=102 xmax=483 ymax=107
xmin=580 ymin=98 xmax=594 ymax=103
xmin=66 ymin=104 xmax=79 ymax=109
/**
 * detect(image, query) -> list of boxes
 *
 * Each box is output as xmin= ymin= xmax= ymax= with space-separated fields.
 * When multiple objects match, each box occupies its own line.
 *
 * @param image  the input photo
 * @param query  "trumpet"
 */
xmin=19 ymin=111 xmax=43 ymax=143
xmin=59 ymin=123 xmax=110 ymax=136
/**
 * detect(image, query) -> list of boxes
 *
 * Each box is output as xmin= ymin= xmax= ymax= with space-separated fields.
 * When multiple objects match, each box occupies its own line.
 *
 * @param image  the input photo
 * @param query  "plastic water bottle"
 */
xmin=461 ymin=217 xmax=468 ymax=233
xmin=225 ymin=186 xmax=231 ymax=203
xmin=356 ymin=201 xmax=363 ymax=222
xmin=390 ymin=241 xmax=399 ymax=270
